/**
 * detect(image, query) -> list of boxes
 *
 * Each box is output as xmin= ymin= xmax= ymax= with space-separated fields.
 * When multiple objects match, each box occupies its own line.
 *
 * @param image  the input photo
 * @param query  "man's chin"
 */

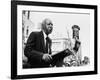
xmin=48 ymin=31 xmax=52 ymax=34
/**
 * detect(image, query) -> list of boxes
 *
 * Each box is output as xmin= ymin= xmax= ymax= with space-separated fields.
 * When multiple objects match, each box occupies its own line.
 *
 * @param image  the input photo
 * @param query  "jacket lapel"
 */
xmin=39 ymin=31 xmax=52 ymax=54
xmin=39 ymin=31 xmax=46 ymax=53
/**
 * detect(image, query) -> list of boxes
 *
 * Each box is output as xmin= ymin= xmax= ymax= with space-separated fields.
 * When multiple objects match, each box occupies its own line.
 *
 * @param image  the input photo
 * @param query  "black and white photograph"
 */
xmin=22 ymin=10 xmax=90 ymax=68
xmin=11 ymin=1 xmax=97 ymax=79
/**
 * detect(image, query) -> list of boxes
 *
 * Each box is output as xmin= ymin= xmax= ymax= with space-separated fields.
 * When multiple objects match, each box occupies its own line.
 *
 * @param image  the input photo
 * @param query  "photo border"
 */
xmin=11 ymin=1 xmax=97 ymax=79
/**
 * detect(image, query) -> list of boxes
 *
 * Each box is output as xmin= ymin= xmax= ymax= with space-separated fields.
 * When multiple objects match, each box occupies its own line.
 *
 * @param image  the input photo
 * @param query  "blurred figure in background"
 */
xmin=81 ymin=56 xmax=90 ymax=66
xmin=63 ymin=25 xmax=82 ymax=67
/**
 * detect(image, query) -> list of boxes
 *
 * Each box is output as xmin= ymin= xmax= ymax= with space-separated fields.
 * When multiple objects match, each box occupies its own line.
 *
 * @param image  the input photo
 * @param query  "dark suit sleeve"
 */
xmin=24 ymin=32 xmax=43 ymax=63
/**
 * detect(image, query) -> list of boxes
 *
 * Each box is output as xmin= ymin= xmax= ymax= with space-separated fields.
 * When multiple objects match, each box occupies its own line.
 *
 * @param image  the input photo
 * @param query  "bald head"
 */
xmin=41 ymin=18 xmax=53 ymax=35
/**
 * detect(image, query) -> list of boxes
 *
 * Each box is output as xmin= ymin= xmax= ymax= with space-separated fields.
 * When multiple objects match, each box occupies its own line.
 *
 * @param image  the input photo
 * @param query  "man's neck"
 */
xmin=42 ymin=31 xmax=48 ymax=38
xmin=42 ymin=30 xmax=48 ymax=37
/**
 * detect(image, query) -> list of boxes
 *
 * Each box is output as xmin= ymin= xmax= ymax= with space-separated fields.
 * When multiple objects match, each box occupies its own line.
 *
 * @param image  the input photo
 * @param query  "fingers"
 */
xmin=45 ymin=54 xmax=52 ymax=62
xmin=42 ymin=54 xmax=52 ymax=62
xmin=47 ymin=55 xmax=52 ymax=61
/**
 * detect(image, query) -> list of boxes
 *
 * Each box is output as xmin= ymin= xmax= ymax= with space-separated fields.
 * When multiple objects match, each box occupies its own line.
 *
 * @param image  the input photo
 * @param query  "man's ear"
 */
xmin=42 ymin=22 xmax=46 ymax=30
xmin=41 ymin=23 xmax=44 ymax=29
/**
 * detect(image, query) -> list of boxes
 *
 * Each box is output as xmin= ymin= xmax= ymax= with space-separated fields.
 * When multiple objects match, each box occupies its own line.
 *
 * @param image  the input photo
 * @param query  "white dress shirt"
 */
xmin=42 ymin=31 xmax=47 ymax=46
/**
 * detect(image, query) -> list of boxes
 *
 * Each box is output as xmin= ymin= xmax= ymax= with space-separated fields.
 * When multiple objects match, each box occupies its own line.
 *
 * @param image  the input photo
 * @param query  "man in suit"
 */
xmin=24 ymin=18 xmax=53 ymax=68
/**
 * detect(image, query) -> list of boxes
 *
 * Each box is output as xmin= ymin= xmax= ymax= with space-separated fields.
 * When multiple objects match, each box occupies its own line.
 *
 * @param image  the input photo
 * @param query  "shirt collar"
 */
xmin=42 ymin=31 xmax=47 ymax=39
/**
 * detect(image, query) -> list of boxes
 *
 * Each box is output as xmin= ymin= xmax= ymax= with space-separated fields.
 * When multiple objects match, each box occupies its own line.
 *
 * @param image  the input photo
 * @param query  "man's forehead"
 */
xmin=44 ymin=19 xmax=52 ymax=24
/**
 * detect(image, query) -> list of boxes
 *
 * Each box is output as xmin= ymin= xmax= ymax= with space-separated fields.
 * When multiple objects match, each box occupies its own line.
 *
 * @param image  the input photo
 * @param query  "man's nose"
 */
xmin=48 ymin=26 xmax=52 ymax=30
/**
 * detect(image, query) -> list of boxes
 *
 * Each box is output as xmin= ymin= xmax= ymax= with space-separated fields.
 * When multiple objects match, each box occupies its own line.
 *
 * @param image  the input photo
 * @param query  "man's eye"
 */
xmin=47 ymin=23 xmax=53 ymax=26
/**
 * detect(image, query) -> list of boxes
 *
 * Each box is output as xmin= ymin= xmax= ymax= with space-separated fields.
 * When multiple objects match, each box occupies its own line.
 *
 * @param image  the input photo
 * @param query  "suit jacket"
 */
xmin=24 ymin=31 xmax=52 ymax=68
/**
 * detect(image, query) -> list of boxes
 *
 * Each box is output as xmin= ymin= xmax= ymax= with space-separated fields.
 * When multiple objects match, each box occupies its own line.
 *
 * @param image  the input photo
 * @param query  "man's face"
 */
xmin=44 ymin=19 xmax=53 ymax=35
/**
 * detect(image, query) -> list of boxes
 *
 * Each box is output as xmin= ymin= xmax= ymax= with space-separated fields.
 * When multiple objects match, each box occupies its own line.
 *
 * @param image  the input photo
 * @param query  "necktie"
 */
xmin=45 ymin=36 xmax=52 ymax=54
xmin=45 ymin=36 xmax=49 ymax=53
